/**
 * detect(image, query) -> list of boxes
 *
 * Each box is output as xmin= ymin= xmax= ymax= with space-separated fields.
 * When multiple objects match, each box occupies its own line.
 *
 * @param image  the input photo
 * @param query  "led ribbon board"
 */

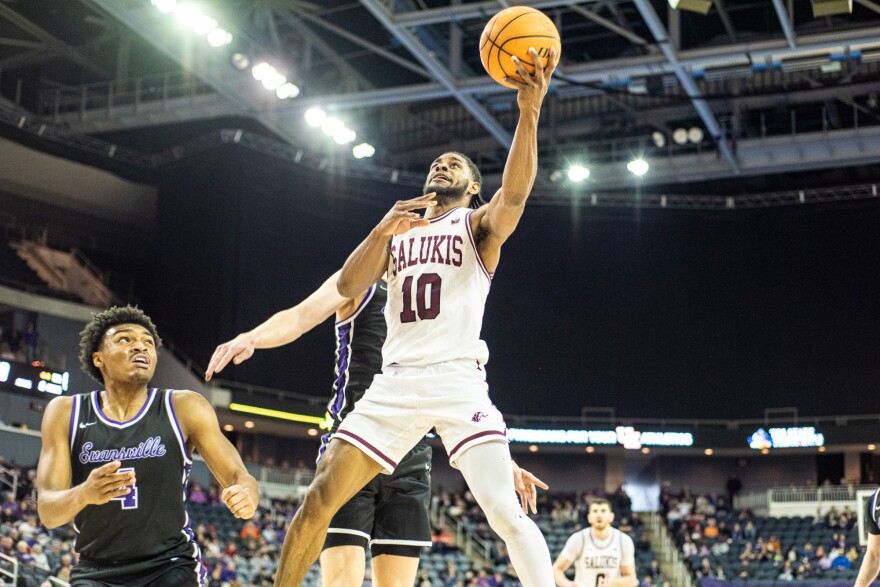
xmin=748 ymin=426 xmax=825 ymax=449
xmin=507 ymin=426 xmax=694 ymax=448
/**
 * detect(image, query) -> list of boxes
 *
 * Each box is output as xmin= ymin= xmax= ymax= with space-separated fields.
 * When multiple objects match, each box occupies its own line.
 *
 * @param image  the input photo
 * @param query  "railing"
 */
xmin=243 ymin=461 xmax=315 ymax=488
xmin=769 ymin=484 xmax=875 ymax=503
xmin=0 ymin=463 xmax=19 ymax=498
xmin=647 ymin=512 xmax=694 ymax=587
xmin=0 ymin=551 xmax=18 ymax=585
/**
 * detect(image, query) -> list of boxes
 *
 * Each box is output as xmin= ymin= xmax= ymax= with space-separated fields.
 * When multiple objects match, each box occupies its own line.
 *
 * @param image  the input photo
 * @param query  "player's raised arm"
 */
xmin=206 ymin=270 xmax=361 ymax=381
xmin=472 ymin=47 xmax=558 ymax=257
xmin=337 ymin=193 xmax=436 ymax=297
xmin=36 ymin=397 xmax=136 ymax=528
xmin=173 ymin=391 xmax=259 ymax=519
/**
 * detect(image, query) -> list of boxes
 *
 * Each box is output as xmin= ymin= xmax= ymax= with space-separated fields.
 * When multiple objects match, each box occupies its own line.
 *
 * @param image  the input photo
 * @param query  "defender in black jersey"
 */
xmin=855 ymin=486 xmax=880 ymax=587
xmin=37 ymin=306 xmax=258 ymax=587
xmin=207 ymin=273 xmax=432 ymax=586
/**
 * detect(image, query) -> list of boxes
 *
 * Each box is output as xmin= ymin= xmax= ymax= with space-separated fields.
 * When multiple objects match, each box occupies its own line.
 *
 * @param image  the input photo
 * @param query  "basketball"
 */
xmin=479 ymin=7 xmax=561 ymax=89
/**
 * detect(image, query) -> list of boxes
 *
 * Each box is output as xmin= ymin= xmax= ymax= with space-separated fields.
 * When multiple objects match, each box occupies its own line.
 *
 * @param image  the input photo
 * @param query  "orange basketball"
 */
xmin=479 ymin=7 xmax=561 ymax=89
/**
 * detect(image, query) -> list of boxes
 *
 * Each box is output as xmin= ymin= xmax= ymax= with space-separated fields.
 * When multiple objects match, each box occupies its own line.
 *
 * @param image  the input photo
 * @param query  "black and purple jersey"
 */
xmin=69 ymin=388 xmax=204 ymax=577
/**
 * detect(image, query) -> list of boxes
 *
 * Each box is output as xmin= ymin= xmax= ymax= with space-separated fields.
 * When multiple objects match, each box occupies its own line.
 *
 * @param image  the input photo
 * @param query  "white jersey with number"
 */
xmin=559 ymin=527 xmax=635 ymax=587
xmin=382 ymin=206 xmax=491 ymax=367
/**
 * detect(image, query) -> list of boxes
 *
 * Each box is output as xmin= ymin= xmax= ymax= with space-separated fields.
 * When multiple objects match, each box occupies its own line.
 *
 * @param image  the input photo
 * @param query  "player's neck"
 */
xmin=100 ymin=383 xmax=151 ymax=420
xmin=427 ymin=194 xmax=469 ymax=218
xmin=591 ymin=526 xmax=611 ymax=541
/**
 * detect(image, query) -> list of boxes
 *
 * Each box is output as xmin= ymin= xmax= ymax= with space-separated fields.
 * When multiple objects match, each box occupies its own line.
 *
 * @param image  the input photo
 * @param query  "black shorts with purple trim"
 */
xmin=71 ymin=546 xmax=206 ymax=587
xmin=324 ymin=440 xmax=432 ymax=557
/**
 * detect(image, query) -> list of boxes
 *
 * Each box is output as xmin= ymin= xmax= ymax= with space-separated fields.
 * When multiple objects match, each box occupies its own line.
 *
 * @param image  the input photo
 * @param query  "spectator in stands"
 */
xmin=778 ymin=559 xmax=795 ymax=581
xmin=189 ymin=481 xmax=209 ymax=504
xmin=800 ymin=541 xmax=815 ymax=561
xmin=816 ymin=545 xmax=833 ymax=571
xmin=53 ymin=553 xmax=73 ymax=582
xmin=743 ymin=519 xmax=756 ymax=539
xmin=22 ymin=320 xmax=37 ymax=363
xmin=703 ymin=517 xmax=719 ymax=540
xmin=738 ymin=559 xmax=752 ymax=578
xmin=830 ymin=548 xmax=851 ymax=571
xmin=31 ymin=542 xmax=49 ymax=571
xmin=846 ymin=545 xmax=860 ymax=563
xmin=714 ymin=564 xmax=725 ymax=579
xmin=16 ymin=539 xmax=35 ymax=565
xmin=696 ymin=557 xmax=713 ymax=578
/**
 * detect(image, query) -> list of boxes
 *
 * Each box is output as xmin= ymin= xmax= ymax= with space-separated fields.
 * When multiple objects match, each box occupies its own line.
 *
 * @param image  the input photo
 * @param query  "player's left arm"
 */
xmin=173 ymin=390 xmax=259 ymax=519
xmin=471 ymin=47 xmax=558 ymax=270
xmin=605 ymin=534 xmax=638 ymax=587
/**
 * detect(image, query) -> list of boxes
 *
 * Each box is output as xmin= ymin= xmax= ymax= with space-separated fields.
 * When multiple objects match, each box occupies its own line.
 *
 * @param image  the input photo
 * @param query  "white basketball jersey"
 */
xmin=560 ymin=527 xmax=635 ymax=587
xmin=382 ymin=207 xmax=491 ymax=367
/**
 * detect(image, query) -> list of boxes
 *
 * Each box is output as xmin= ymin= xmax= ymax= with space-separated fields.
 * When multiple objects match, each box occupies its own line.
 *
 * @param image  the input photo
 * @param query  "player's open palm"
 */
xmin=80 ymin=460 xmax=136 ymax=506
xmin=206 ymin=332 xmax=256 ymax=381
xmin=222 ymin=484 xmax=258 ymax=519
xmin=375 ymin=193 xmax=437 ymax=236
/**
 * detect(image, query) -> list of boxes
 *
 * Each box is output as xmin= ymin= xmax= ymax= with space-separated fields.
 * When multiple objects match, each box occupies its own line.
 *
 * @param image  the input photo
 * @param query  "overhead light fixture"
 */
xmin=810 ymin=0 xmax=852 ymax=17
xmin=668 ymin=0 xmax=712 ymax=15
xmin=244 ymin=420 xmax=255 ymax=429
xmin=321 ymin=117 xmax=345 ymax=136
xmin=567 ymin=165 xmax=590 ymax=182
xmin=688 ymin=127 xmax=704 ymax=143
xmin=151 ymin=0 xmax=177 ymax=13
xmin=353 ymin=143 xmax=376 ymax=159
xmin=704 ymin=448 xmax=714 ymax=456
xmin=222 ymin=424 xmax=233 ymax=432
xmin=276 ymin=83 xmax=300 ymax=99
xmin=304 ymin=107 xmax=326 ymax=127
xmin=627 ymin=158 xmax=649 ymax=176
xmin=528 ymin=445 xmax=539 ymax=453
xmin=307 ymin=429 xmax=319 ymax=437
xmin=207 ymin=28 xmax=233 ymax=47
xmin=191 ymin=14 xmax=217 ymax=35
xmin=231 ymin=52 xmax=250 ymax=70
xmin=333 ymin=128 xmax=357 ymax=145
xmin=651 ymin=131 xmax=666 ymax=148
xmin=672 ymin=128 xmax=688 ymax=145
xmin=261 ymin=71 xmax=286 ymax=91
xmin=252 ymin=62 xmax=273 ymax=81
xmin=174 ymin=4 xmax=201 ymax=26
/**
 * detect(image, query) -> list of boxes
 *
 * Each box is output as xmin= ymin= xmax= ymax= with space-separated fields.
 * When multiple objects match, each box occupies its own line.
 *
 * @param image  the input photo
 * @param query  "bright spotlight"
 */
xmin=567 ymin=165 xmax=590 ymax=182
xmin=151 ymin=0 xmax=177 ymax=13
xmin=304 ymin=107 xmax=326 ymax=127
xmin=231 ymin=52 xmax=249 ymax=70
xmin=672 ymin=128 xmax=688 ymax=145
xmin=207 ymin=28 xmax=233 ymax=47
xmin=651 ymin=131 xmax=666 ymax=148
xmin=174 ymin=4 xmax=201 ymax=26
xmin=352 ymin=143 xmax=375 ymax=159
xmin=261 ymin=71 xmax=286 ymax=90
xmin=276 ymin=83 xmax=300 ymax=99
xmin=334 ymin=128 xmax=356 ymax=145
xmin=688 ymin=127 xmax=704 ymax=143
xmin=627 ymin=158 xmax=649 ymax=176
xmin=321 ymin=117 xmax=345 ymax=136
xmin=251 ymin=62 xmax=272 ymax=81
xmin=191 ymin=14 xmax=217 ymax=35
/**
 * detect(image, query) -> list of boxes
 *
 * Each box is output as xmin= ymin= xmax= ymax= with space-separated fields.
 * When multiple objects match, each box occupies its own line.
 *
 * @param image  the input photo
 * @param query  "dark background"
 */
xmin=132 ymin=145 xmax=880 ymax=421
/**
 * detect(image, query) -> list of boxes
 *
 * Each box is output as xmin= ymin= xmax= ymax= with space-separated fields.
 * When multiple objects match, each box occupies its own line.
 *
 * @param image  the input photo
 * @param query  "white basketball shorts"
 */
xmin=334 ymin=358 xmax=508 ymax=473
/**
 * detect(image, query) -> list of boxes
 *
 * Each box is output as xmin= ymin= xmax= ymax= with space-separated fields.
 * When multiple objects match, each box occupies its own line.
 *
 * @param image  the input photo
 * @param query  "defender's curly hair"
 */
xmin=79 ymin=305 xmax=162 ymax=383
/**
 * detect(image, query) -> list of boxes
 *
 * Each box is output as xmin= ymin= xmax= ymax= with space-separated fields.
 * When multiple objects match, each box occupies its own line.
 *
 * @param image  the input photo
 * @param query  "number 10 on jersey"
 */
xmin=400 ymin=273 xmax=442 ymax=323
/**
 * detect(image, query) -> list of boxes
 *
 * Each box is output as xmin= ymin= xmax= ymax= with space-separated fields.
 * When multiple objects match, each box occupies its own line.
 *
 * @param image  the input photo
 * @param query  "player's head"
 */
xmin=79 ymin=305 xmax=162 ymax=384
xmin=424 ymin=151 xmax=485 ymax=209
xmin=588 ymin=498 xmax=615 ymax=530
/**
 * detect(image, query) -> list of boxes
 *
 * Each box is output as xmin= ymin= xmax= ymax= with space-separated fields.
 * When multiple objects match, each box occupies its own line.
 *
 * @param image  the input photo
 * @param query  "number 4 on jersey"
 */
xmin=400 ymin=273 xmax=442 ymax=323
xmin=110 ymin=467 xmax=138 ymax=509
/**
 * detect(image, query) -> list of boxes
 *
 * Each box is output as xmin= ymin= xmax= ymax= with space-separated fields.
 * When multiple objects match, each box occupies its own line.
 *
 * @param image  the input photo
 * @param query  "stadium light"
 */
xmin=321 ymin=117 xmax=345 ymax=136
xmin=151 ymin=0 xmax=177 ymax=13
xmin=261 ymin=71 xmax=286 ymax=91
xmin=275 ymin=83 xmax=300 ymax=100
xmin=191 ymin=14 xmax=217 ymax=35
xmin=174 ymin=4 xmax=201 ymax=26
xmin=627 ymin=158 xmax=649 ymax=176
xmin=333 ymin=129 xmax=356 ymax=145
xmin=567 ymin=165 xmax=590 ymax=182
xmin=207 ymin=28 xmax=233 ymax=47
xmin=251 ymin=62 xmax=272 ymax=81
xmin=231 ymin=52 xmax=249 ymax=69
xmin=651 ymin=131 xmax=666 ymax=148
xmin=672 ymin=128 xmax=688 ymax=145
xmin=304 ymin=107 xmax=326 ymax=127
xmin=688 ymin=127 xmax=704 ymax=144
xmin=353 ymin=143 xmax=376 ymax=159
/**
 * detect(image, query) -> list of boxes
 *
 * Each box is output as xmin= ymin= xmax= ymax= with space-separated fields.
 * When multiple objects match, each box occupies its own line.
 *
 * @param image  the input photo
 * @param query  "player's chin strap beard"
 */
xmin=425 ymin=184 xmax=467 ymax=202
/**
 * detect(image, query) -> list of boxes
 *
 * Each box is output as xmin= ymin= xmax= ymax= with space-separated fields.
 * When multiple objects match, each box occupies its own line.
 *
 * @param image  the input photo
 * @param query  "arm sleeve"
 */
xmin=559 ymin=532 xmax=583 ymax=562
xmin=865 ymin=488 xmax=880 ymax=536
xmin=620 ymin=532 xmax=636 ymax=566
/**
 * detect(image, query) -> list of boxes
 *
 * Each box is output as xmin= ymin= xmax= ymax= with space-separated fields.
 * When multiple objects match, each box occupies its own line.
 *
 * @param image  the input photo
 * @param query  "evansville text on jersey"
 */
xmin=78 ymin=436 xmax=167 ymax=464
xmin=389 ymin=234 xmax=464 ymax=277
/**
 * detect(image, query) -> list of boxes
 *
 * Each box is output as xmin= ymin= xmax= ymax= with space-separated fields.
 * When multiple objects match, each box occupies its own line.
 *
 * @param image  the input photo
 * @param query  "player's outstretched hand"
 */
xmin=375 ymin=193 xmax=437 ymax=237
xmin=222 ymin=484 xmax=259 ymax=519
xmin=512 ymin=461 xmax=549 ymax=514
xmin=79 ymin=460 xmax=136 ymax=506
xmin=505 ymin=47 xmax=558 ymax=111
xmin=205 ymin=332 xmax=257 ymax=381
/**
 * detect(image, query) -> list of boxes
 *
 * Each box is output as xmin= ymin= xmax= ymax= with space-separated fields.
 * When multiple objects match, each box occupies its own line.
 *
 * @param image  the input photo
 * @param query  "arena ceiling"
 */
xmin=1 ymin=0 xmax=880 ymax=200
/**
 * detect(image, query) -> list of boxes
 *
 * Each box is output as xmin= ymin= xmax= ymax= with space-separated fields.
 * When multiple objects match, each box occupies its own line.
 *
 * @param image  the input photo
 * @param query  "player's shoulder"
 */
xmin=42 ymin=395 xmax=75 ymax=433
xmin=169 ymin=389 xmax=209 ymax=408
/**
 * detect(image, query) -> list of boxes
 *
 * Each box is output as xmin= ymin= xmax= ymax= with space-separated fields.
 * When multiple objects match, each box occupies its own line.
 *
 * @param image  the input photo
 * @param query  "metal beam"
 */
xmin=632 ymin=0 xmax=739 ymax=173
xmin=0 ymin=37 xmax=44 ymax=49
xmin=712 ymin=0 xmax=738 ymax=43
xmin=0 ymin=3 xmax=108 ymax=77
xmin=290 ymin=6 xmax=431 ymax=79
xmin=771 ymin=0 xmax=797 ymax=49
xmin=853 ymin=0 xmax=880 ymax=15
xmin=569 ymin=4 xmax=648 ymax=46
xmin=0 ymin=31 xmax=117 ymax=71
xmin=359 ymin=0 xmax=513 ymax=148
xmin=392 ymin=0 xmax=598 ymax=27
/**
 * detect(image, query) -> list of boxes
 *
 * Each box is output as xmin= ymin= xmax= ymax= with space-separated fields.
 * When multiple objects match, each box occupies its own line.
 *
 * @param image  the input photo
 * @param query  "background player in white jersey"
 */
xmin=206 ymin=273 xmax=550 ymax=587
xmin=854 ymin=486 xmax=880 ymax=587
xmin=553 ymin=499 xmax=637 ymax=587
xmin=274 ymin=47 xmax=558 ymax=587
